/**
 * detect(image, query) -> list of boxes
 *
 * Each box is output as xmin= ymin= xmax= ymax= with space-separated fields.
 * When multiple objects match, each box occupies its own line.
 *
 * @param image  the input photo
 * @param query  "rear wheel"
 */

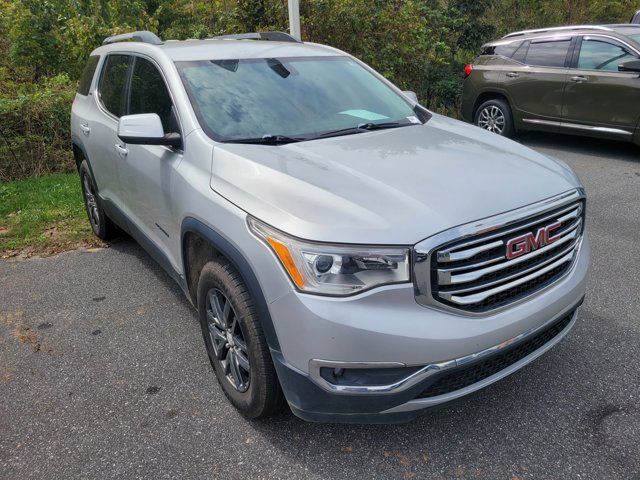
xmin=79 ymin=160 xmax=118 ymax=240
xmin=474 ymin=99 xmax=515 ymax=138
xmin=197 ymin=258 xmax=283 ymax=418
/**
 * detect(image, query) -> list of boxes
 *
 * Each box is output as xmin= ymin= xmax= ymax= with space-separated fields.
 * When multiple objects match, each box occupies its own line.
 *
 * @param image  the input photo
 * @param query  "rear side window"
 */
xmin=525 ymin=40 xmax=571 ymax=67
xmin=129 ymin=57 xmax=175 ymax=132
xmin=99 ymin=55 xmax=131 ymax=117
xmin=480 ymin=42 xmax=521 ymax=58
xmin=78 ymin=56 xmax=99 ymax=95
xmin=577 ymin=39 xmax=637 ymax=71
xmin=481 ymin=46 xmax=496 ymax=56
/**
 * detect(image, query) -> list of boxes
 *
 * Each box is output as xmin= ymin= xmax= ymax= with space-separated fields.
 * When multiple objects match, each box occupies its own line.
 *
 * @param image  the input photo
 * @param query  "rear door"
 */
xmin=562 ymin=35 xmax=640 ymax=135
xmin=502 ymin=37 xmax=573 ymax=122
xmin=92 ymin=54 xmax=133 ymax=207
xmin=71 ymin=55 xmax=100 ymax=166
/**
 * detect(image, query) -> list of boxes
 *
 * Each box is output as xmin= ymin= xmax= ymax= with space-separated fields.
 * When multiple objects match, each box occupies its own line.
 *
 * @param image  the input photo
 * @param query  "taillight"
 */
xmin=464 ymin=64 xmax=473 ymax=78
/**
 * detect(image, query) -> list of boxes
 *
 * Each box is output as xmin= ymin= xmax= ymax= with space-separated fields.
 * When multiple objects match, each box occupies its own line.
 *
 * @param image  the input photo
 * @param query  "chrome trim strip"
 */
xmin=503 ymin=25 xmax=613 ymax=38
xmin=438 ymin=220 xmax=581 ymax=285
xmin=382 ymin=309 xmax=579 ymax=413
xmin=437 ymin=202 xmax=580 ymax=255
xmin=441 ymin=247 xmax=577 ymax=305
xmin=308 ymin=300 xmax=582 ymax=395
xmin=522 ymin=118 xmax=633 ymax=136
xmin=502 ymin=25 xmax=613 ymax=38
xmin=308 ymin=359 xmax=453 ymax=395
xmin=440 ymin=255 xmax=504 ymax=273
xmin=442 ymin=239 xmax=579 ymax=294
xmin=557 ymin=206 xmax=582 ymax=223
xmin=413 ymin=188 xmax=585 ymax=316
xmin=437 ymin=239 xmax=504 ymax=263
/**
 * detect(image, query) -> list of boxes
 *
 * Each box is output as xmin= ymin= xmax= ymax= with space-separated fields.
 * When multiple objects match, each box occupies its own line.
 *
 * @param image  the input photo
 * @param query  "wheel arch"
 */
xmin=181 ymin=217 xmax=281 ymax=351
xmin=70 ymin=136 xmax=101 ymax=183
xmin=472 ymin=91 xmax=512 ymax=120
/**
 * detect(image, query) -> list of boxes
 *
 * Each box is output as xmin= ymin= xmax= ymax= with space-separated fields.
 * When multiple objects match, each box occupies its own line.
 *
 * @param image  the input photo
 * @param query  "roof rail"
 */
xmin=211 ymin=31 xmax=300 ymax=43
xmin=103 ymin=31 xmax=163 ymax=46
xmin=503 ymin=25 xmax=613 ymax=39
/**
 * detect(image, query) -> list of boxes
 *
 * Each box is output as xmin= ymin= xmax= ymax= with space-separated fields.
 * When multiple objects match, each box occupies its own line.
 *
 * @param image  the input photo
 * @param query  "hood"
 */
xmin=210 ymin=114 xmax=580 ymax=244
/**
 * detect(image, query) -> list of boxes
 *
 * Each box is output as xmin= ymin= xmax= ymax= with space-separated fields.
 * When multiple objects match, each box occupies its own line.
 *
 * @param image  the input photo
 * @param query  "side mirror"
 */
xmin=118 ymin=113 xmax=182 ymax=148
xmin=618 ymin=59 xmax=640 ymax=73
xmin=403 ymin=90 xmax=419 ymax=103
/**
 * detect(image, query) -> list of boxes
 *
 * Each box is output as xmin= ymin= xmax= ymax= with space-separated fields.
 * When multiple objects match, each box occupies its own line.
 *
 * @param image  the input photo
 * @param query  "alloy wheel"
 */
xmin=82 ymin=173 xmax=100 ymax=229
xmin=477 ymin=105 xmax=506 ymax=134
xmin=205 ymin=288 xmax=251 ymax=392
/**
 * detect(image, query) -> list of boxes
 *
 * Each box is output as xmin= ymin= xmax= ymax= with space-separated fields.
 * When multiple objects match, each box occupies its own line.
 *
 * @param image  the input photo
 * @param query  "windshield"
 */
xmin=631 ymin=34 xmax=640 ymax=43
xmin=176 ymin=56 xmax=421 ymax=142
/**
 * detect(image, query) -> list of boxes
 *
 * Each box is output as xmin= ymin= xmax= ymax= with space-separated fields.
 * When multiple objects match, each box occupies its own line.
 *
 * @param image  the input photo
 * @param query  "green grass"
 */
xmin=0 ymin=173 xmax=99 ymax=256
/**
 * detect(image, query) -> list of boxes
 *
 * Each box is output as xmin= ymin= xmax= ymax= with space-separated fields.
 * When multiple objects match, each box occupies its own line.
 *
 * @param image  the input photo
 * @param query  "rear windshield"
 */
xmin=176 ymin=56 xmax=419 ymax=142
xmin=78 ymin=55 xmax=100 ymax=95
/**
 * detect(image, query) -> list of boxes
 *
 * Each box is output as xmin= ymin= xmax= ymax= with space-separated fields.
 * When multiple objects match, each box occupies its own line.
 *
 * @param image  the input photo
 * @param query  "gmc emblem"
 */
xmin=506 ymin=222 xmax=562 ymax=260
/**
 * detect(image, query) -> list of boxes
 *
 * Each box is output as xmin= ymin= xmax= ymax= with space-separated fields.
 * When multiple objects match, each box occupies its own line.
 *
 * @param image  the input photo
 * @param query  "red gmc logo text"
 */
xmin=506 ymin=222 xmax=562 ymax=260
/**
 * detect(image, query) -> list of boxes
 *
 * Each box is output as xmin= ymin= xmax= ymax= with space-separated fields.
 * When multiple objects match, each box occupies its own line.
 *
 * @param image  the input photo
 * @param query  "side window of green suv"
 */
xmin=577 ymin=38 xmax=637 ymax=72
xmin=524 ymin=40 xmax=571 ymax=67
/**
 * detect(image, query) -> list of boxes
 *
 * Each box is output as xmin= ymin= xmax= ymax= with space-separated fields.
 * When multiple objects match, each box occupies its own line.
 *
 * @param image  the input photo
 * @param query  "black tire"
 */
xmin=197 ymin=258 xmax=284 ymax=418
xmin=474 ymin=99 xmax=515 ymax=138
xmin=79 ymin=159 xmax=119 ymax=240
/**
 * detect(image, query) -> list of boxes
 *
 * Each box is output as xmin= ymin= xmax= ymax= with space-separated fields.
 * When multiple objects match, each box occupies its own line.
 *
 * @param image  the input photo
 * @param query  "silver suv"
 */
xmin=71 ymin=30 xmax=590 ymax=423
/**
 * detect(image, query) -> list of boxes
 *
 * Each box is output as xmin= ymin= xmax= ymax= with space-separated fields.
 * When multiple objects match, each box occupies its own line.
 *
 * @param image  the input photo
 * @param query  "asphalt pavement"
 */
xmin=1 ymin=132 xmax=639 ymax=480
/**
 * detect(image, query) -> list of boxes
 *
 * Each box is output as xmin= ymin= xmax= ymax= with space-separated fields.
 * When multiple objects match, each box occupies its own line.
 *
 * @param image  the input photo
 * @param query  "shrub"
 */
xmin=0 ymin=74 xmax=76 ymax=181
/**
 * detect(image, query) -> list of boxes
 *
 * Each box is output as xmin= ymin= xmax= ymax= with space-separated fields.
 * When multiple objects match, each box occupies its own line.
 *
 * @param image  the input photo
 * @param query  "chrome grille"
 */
xmin=414 ymin=190 xmax=585 ymax=314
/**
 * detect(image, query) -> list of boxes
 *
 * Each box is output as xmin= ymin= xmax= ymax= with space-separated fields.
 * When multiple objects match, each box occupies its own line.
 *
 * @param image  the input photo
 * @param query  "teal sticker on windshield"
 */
xmin=339 ymin=110 xmax=390 ymax=121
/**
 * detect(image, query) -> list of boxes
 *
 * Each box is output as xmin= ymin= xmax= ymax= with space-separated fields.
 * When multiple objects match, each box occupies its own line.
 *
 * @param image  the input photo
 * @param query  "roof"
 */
xmin=485 ymin=24 xmax=640 ymax=48
xmin=93 ymin=36 xmax=344 ymax=61
xmin=607 ymin=24 xmax=640 ymax=35
xmin=159 ymin=39 xmax=343 ymax=61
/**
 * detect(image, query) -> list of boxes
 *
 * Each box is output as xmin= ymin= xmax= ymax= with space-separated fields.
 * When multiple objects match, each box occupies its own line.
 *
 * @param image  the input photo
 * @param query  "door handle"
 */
xmin=114 ymin=144 xmax=129 ymax=158
xmin=80 ymin=123 xmax=91 ymax=135
xmin=506 ymin=72 xmax=519 ymax=78
xmin=570 ymin=75 xmax=587 ymax=83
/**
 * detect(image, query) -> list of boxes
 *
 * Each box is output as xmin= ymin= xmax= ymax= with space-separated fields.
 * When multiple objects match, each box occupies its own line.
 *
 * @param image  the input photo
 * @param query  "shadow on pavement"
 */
xmin=108 ymin=238 xmax=192 ymax=308
xmin=516 ymin=131 xmax=639 ymax=163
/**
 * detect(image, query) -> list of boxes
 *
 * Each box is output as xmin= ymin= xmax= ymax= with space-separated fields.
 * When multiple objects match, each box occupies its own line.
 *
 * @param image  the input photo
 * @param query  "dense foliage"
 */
xmin=0 ymin=0 xmax=636 ymax=179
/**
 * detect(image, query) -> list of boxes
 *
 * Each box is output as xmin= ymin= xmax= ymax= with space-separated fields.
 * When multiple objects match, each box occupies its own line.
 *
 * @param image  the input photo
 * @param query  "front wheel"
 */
xmin=474 ymin=99 xmax=515 ymax=138
xmin=197 ymin=258 xmax=284 ymax=418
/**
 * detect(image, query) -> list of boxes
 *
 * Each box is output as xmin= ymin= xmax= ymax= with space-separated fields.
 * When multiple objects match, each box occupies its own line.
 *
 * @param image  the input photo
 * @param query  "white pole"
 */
xmin=288 ymin=0 xmax=301 ymax=40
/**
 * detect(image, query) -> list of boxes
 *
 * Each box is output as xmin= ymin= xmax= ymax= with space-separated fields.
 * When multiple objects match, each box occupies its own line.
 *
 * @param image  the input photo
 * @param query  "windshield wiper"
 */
xmin=311 ymin=121 xmax=408 ymax=140
xmin=227 ymin=122 xmax=411 ymax=145
xmin=227 ymin=134 xmax=306 ymax=145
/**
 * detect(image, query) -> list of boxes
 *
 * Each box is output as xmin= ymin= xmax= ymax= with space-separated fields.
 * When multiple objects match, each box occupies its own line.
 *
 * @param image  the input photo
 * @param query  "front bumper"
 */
xmin=267 ymin=234 xmax=590 ymax=423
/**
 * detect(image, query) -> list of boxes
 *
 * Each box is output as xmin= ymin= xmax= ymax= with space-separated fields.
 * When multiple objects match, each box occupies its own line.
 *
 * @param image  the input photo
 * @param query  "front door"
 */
xmin=562 ymin=35 xmax=640 ymax=135
xmin=118 ymin=55 xmax=183 ymax=268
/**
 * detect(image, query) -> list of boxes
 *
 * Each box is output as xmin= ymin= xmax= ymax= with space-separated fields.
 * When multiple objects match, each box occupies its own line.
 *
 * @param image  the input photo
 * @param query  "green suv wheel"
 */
xmin=474 ymin=99 xmax=515 ymax=138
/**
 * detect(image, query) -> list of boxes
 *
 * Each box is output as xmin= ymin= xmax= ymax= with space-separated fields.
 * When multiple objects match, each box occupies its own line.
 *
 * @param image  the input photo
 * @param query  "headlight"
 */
xmin=248 ymin=217 xmax=410 ymax=296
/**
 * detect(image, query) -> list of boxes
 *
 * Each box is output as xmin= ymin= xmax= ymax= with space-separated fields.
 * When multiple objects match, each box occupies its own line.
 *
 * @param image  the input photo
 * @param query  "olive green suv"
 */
xmin=462 ymin=25 xmax=640 ymax=145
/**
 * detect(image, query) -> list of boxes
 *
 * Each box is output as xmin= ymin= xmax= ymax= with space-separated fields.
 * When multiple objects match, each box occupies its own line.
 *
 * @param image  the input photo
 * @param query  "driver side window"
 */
xmin=129 ymin=57 xmax=177 ymax=133
xmin=577 ymin=38 xmax=637 ymax=72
